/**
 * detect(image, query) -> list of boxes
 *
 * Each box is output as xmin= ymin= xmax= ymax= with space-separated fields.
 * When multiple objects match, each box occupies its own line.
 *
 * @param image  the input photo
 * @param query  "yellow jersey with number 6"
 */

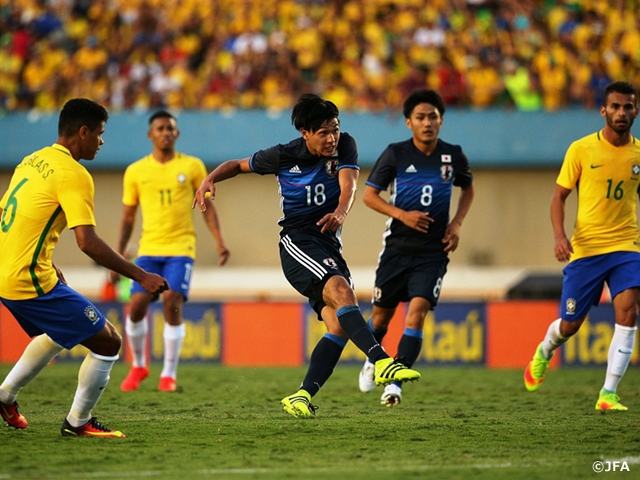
xmin=556 ymin=131 xmax=640 ymax=261
xmin=0 ymin=144 xmax=96 ymax=299
xmin=122 ymin=153 xmax=207 ymax=258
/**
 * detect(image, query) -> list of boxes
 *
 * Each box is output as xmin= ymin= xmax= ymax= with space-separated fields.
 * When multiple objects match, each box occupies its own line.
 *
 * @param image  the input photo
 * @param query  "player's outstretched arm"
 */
xmin=201 ymin=197 xmax=230 ymax=266
xmin=73 ymin=224 xmax=168 ymax=295
xmin=115 ymin=205 xmax=137 ymax=255
xmin=551 ymin=183 xmax=573 ymax=262
xmin=193 ymin=158 xmax=252 ymax=212
xmin=110 ymin=204 xmax=137 ymax=283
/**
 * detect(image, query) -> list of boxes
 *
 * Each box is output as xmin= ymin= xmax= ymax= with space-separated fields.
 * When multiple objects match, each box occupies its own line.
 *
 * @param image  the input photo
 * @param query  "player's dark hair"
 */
xmin=58 ymin=98 xmax=108 ymax=137
xmin=149 ymin=110 xmax=176 ymax=125
xmin=603 ymin=81 xmax=638 ymax=106
xmin=291 ymin=94 xmax=339 ymax=132
xmin=403 ymin=89 xmax=446 ymax=118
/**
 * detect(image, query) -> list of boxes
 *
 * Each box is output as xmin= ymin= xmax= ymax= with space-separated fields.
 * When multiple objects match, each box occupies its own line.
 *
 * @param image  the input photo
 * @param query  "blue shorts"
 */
xmin=131 ymin=256 xmax=194 ymax=301
xmin=373 ymin=250 xmax=449 ymax=309
xmin=561 ymin=251 xmax=640 ymax=321
xmin=0 ymin=281 xmax=106 ymax=349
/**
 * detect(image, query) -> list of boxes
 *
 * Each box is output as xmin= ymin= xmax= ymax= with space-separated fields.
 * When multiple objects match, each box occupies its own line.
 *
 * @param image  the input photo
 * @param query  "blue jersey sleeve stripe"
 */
xmin=248 ymin=153 xmax=256 ymax=172
xmin=365 ymin=180 xmax=386 ymax=190
xmin=337 ymin=164 xmax=360 ymax=171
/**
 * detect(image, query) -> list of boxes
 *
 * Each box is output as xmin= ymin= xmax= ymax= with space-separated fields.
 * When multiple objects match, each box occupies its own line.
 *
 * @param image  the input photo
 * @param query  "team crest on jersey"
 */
xmin=373 ymin=287 xmax=382 ymax=301
xmin=177 ymin=173 xmax=186 ymax=183
xmin=325 ymin=159 xmax=339 ymax=177
xmin=323 ymin=258 xmax=338 ymax=269
xmin=441 ymin=154 xmax=452 ymax=163
xmin=565 ymin=298 xmax=576 ymax=315
xmin=632 ymin=164 xmax=640 ymax=177
xmin=440 ymin=165 xmax=453 ymax=181
xmin=84 ymin=306 xmax=99 ymax=324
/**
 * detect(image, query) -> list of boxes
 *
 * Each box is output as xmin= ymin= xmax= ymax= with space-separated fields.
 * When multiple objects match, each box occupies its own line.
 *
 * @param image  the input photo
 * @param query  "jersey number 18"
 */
xmin=305 ymin=184 xmax=326 ymax=206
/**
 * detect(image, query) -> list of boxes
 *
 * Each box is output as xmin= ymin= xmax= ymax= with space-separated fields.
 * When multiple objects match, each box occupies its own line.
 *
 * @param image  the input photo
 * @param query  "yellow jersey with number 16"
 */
xmin=0 ymin=144 xmax=96 ymax=300
xmin=556 ymin=131 xmax=640 ymax=261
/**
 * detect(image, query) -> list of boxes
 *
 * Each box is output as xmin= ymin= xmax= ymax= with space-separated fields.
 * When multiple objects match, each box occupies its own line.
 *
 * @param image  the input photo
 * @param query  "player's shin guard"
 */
xmin=336 ymin=306 xmax=387 ymax=362
xmin=603 ymin=324 xmax=636 ymax=393
xmin=397 ymin=328 xmax=423 ymax=367
xmin=0 ymin=334 xmax=63 ymax=404
xmin=368 ymin=318 xmax=387 ymax=344
xmin=541 ymin=319 xmax=569 ymax=359
xmin=67 ymin=352 xmax=117 ymax=428
xmin=160 ymin=323 xmax=186 ymax=380
xmin=125 ymin=316 xmax=148 ymax=368
xmin=301 ymin=334 xmax=346 ymax=396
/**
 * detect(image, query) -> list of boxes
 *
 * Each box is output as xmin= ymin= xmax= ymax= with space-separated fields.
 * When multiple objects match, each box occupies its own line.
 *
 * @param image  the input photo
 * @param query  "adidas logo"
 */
xmin=289 ymin=165 xmax=302 ymax=173
xmin=405 ymin=164 xmax=417 ymax=173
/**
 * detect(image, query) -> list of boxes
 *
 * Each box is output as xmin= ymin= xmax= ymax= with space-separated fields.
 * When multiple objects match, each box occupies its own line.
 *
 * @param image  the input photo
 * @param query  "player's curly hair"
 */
xmin=403 ymin=90 xmax=446 ymax=118
xmin=291 ymin=94 xmax=339 ymax=133
xmin=604 ymin=81 xmax=637 ymax=107
xmin=58 ymin=98 xmax=109 ymax=137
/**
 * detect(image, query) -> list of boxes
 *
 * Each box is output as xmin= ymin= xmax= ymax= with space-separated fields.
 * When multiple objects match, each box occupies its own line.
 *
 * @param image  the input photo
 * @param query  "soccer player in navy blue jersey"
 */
xmin=358 ymin=89 xmax=475 ymax=407
xmin=194 ymin=94 xmax=420 ymax=417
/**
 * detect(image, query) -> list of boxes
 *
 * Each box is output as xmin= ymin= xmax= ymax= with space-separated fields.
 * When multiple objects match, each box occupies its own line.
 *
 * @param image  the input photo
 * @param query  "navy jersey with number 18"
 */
xmin=367 ymin=138 xmax=473 ymax=257
xmin=249 ymin=132 xmax=359 ymax=240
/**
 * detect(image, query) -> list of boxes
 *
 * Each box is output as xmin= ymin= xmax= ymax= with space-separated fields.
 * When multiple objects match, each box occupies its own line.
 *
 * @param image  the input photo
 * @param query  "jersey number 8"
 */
xmin=420 ymin=184 xmax=433 ymax=207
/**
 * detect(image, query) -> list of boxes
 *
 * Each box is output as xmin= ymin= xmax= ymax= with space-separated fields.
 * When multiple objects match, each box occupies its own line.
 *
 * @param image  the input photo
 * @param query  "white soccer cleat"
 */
xmin=381 ymin=383 xmax=402 ymax=407
xmin=358 ymin=359 xmax=376 ymax=393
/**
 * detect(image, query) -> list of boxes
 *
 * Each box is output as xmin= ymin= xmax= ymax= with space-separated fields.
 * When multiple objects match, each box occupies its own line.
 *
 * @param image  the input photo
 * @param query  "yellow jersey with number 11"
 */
xmin=122 ymin=153 xmax=207 ymax=258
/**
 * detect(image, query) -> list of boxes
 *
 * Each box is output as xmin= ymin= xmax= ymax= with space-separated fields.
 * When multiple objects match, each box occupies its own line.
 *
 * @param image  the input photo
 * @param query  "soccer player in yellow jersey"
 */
xmin=0 ymin=99 xmax=168 ymax=437
xmin=524 ymin=81 xmax=640 ymax=411
xmin=114 ymin=111 xmax=229 ymax=393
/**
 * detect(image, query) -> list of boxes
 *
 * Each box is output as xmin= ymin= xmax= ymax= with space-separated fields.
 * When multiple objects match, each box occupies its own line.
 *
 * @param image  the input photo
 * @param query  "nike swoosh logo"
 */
xmin=590 ymin=164 xmax=604 ymax=169
xmin=1 ymin=403 xmax=14 ymax=419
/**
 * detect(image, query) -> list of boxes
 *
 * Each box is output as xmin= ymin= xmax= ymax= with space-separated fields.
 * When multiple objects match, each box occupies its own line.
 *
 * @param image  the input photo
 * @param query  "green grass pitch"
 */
xmin=1 ymin=363 xmax=639 ymax=479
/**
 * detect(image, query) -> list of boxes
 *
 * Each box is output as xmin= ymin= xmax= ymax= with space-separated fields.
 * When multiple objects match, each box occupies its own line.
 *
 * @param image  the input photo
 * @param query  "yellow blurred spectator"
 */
xmin=539 ymin=58 xmax=568 ymax=111
xmin=3 ymin=0 xmax=640 ymax=112
xmin=73 ymin=36 xmax=108 ymax=72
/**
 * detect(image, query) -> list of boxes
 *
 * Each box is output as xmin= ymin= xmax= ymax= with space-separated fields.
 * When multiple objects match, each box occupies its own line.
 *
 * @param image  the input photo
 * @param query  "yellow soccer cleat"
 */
xmin=374 ymin=357 xmax=420 ymax=386
xmin=281 ymin=389 xmax=318 ymax=418
xmin=524 ymin=342 xmax=552 ymax=392
xmin=595 ymin=389 xmax=628 ymax=412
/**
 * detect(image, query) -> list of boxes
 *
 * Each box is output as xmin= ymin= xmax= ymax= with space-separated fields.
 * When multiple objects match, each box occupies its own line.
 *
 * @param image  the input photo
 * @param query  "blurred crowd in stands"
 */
xmin=0 ymin=0 xmax=638 ymax=113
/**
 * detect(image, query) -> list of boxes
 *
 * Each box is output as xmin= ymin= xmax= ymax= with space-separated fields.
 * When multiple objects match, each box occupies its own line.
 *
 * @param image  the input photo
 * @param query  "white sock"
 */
xmin=540 ymin=319 xmax=569 ymax=359
xmin=125 ymin=316 xmax=148 ymax=368
xmin=67 ymin=352 xmax=118 ymax=427
xmin=0 ymin=335 xmax=63 ymax=404
xmin=160 ymin=323 xmax=186 ymax=380
xmin=603 ymin=324 xmax=637 ymax=393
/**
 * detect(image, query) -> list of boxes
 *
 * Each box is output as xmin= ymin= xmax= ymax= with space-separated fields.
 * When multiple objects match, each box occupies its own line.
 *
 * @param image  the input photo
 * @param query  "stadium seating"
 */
xmin=0 ymin=0 xmax=638 ymax=113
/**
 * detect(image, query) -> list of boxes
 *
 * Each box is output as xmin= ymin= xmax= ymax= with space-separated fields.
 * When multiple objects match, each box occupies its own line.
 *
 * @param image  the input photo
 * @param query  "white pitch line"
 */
xmin=3 ymin=460 xmax=618 ymax=479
